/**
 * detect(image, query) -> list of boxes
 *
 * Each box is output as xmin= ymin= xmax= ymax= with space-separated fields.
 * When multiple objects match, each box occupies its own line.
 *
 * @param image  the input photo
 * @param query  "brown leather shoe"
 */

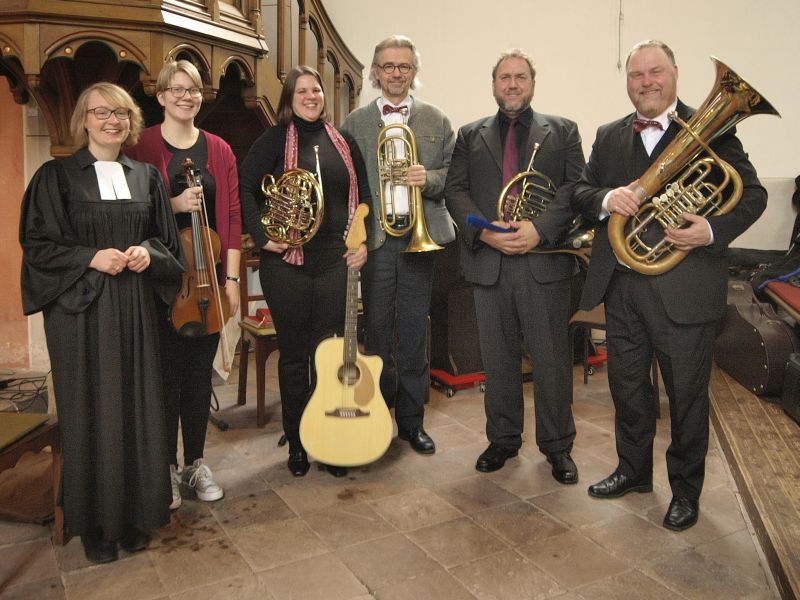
xmin=663 ymin=496 xmax=699 ymax=531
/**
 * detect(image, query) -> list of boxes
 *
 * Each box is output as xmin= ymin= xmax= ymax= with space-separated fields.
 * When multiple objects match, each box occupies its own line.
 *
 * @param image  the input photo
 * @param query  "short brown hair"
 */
xmin=70 ymin=82 xmax=144 ymax=148
xmin=492 ymin=49 xmax=537 ymax=80
xmin=625 ymin=40 xmax=676 ymax=69
xmin=276 ymin=66 xmax=329 ymax=126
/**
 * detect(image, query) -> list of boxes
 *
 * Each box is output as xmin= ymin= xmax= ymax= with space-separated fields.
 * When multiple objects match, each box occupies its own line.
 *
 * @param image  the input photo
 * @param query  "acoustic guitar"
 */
xmin=299 ymin=204 xmax=393 ymax=466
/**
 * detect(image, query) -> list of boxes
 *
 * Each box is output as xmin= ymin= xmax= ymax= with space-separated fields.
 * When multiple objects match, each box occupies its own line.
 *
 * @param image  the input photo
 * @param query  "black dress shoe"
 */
xmin=663 ymin=496 xmax=699 ymax=531
xmin=119 ymin=526 xmax=151 ymax=553
xmin=81 ymin=533 xmax=118 ymax=564
xmin=398 ymin=427 xmax=436 ymax=455
xmin=587 ymin=471 xmax=652 ymax=498
xmin=287 ymin=450 xmax=310 ymax=477
xmin=475 ymin=443 xmax=519 ymax=473
xmin=324 ymin=464 xmax=348 ymax=478
xmin=547 ymin=451 xmax=578 ymax=484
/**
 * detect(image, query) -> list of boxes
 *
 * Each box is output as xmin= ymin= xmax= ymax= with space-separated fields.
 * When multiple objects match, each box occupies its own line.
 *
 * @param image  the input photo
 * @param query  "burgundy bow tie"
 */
xmin=382 ymin=104 xmax=408 ymax=116
xmin=633 ymin=118 xmax=663 ymax=134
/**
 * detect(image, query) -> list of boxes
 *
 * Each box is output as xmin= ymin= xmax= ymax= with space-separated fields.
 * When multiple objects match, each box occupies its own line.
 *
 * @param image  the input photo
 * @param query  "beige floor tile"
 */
xmin=450 ymin=549 xmax=563 ymax=600
xmin=303 ymin=501 xmax=396 ymax=549
xmin=170 ymin=573 xmax=275 ymax=600
xmin=518 ymin=530 xmax=629 ymax=589
xmin=0 ymin=538 xmax=58 ymax=589
xmin=62 ymin=554 xmax=167 ymax=600
xmin=258 ymin=552 xmax=369 ymax=599
xmin=370 ymin=488 xmax=462 ymax=531
xmin=0 ymin=521 xmax=50 ymax=547
xmin=394 ymin=443 xmax=483 ymax=487
xmin=372 ymin=568 xmax=476 ymax=600
xmin=210 ymin=489 xmax=295 ymax=531
xmin=530 ymin=487 xmax=630 ymax=528
xmin=0 ymin=576 xmax=64 ymax=600
xmin=695 ymin=529 xmax=773 ymax=588
xmin=406 ymin=516 xmax=508 ymax=568
xmin=336 ymin=533 xmax=444 ymax=590
xmin=473 ymin=500 xmax=567 ymax=546
xmin=484 ymin=454 xmax=566 ymax=499
xmin=150 ymin=536 xmax=251 ymax=594
xmin=583 ymin=513 xmax=690 ymax=564
xmin=433 ymin=474 xmax=519 ymax=514
xmin=231 ymin=517 xmax=327 ymax=571
xmin=644 ymin=547 xmax=775 ymax=599
xmin=573 ymin=568 xmax=687 ymax=600
xmin=426 ymin=422 xmax=486 ymax=452
xmin=152 ymin=503 xmax=226 ymax=552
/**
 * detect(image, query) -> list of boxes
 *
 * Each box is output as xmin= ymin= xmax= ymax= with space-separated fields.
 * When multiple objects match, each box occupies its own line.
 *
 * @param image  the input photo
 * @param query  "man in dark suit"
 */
xmin=573 ymin=40 xmax=767 ymax=531
xmin=445 ymin=49 xmax=586 ymax=481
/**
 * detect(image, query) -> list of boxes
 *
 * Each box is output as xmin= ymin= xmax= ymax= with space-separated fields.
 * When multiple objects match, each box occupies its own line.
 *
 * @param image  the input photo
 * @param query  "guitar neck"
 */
xmin=343 ymin=265 xmax=359 ymax=367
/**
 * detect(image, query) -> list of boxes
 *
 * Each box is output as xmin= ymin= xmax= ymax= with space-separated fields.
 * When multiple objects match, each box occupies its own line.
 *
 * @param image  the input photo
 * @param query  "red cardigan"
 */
xmin=126 ymin=125 xmax=242 ymax=280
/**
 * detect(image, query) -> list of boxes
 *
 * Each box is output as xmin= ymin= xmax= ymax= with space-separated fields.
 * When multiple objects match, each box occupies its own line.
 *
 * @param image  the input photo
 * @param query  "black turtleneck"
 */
xmin=239 ymin=117 xmax=371 ymax=251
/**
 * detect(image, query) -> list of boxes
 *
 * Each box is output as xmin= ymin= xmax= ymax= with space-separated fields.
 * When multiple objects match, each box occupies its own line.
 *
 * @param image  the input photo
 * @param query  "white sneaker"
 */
xmin=181 ymin=458 xmax=224 ymax=502
xmin=169 ymin=464 xmax=182 ymax=510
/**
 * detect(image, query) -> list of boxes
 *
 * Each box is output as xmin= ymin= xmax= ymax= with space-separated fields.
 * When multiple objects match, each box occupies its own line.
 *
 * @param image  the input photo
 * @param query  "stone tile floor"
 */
xmin=0 ymin=355 xmax=781 ymax=599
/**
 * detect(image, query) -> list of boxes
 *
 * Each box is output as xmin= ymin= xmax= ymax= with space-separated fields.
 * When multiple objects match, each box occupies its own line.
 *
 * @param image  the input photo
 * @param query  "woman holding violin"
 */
xmin=240 ymin=66 xmax=370 ymax=478
xmin=127 ymin=60 xmax=241 ymax=509
xmin=20 ymin=83 xmax=184 ymax=562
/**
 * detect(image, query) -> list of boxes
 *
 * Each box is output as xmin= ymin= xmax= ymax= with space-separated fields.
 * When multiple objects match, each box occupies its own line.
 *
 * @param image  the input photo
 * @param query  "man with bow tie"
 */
xmin=445 ymin=49 xmax=585 ymax=480
xmin=572 ymin=40 xmax=766 ymax=531
xmin=341 ymin=35 xmax=455 ymax=454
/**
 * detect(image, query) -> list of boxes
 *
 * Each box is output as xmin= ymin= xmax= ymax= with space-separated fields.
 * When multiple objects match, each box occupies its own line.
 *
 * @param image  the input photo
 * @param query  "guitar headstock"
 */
xmin=345 ymin=204 xmax=369 ymax=252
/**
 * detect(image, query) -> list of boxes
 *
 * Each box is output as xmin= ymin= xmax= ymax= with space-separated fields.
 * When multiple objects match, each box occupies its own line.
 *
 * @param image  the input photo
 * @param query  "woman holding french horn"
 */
xmin=239 ymin=65 xmax=370 ymax=478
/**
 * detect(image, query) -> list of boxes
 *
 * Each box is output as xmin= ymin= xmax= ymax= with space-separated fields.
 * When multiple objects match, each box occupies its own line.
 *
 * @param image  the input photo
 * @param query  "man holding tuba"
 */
xmin=445 ymin=49 xmax=585 ymax=480
xmin=573 ymin=40 xmax=767 ymax=531
xmin=341 ymin=35 xmax=455 ymax=454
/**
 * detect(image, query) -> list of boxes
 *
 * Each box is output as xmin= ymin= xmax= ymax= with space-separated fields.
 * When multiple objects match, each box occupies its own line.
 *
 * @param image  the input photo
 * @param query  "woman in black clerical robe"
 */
xmin=19 ymin=82 xmax=184 ymax=564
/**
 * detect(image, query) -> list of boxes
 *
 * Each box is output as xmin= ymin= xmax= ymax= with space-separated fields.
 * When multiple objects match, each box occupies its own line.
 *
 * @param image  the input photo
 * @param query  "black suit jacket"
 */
xmin=445 ymin=109 xmax=586 ymax=286
xmin=572 ymin=100 xmax=767 ymax=324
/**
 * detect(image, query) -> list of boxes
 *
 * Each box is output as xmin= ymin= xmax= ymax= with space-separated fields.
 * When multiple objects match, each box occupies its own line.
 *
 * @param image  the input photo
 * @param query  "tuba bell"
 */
xmin=377 ymin=119 xmax=442 ymax=252
xmin=260 ymin=145 xmax=324 ymax=246
xmin=497 ymin=134 xmax=593 ymax=266
xmin=608 ymin=57 xmax=779 ymax=275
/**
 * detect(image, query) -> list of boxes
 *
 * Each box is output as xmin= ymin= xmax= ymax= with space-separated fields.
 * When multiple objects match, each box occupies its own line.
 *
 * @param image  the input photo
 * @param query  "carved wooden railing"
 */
xmin=0 ymin=0 xmax=363 ymax=157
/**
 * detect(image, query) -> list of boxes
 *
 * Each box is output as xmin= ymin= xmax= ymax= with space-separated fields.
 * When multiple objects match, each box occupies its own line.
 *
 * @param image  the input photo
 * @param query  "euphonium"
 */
xmin=260 ymin=145 xmax=324 ymax=246
xmin=496 ymin=135 xmax=594 ymax=266
xmin=608 ymin=57 xmax=779 ymax=275
xmin=377 ymin=121 xmax=442 ymax=252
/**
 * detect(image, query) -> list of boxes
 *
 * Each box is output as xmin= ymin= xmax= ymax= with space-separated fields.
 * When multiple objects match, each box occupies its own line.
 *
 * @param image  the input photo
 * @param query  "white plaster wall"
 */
xmin=323 ymin=0 xmax=800 ymax=250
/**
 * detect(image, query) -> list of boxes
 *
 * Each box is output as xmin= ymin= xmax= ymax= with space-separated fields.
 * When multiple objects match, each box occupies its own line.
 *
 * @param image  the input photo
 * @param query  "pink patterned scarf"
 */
xmin=283 ymin=121 xmax=358 ymax=265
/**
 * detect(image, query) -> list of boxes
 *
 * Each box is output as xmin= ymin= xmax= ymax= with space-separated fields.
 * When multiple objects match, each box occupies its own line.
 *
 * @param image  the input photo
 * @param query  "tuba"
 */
xmin=608 ymin=57 xmax=779 ymax=275
xmin=260 ymin=145 xmax=324 ymax=246
xmin=377 ymin=120 xmax=442 ymax=252
xmin=497 ymin=134 xmax=594 ymax=266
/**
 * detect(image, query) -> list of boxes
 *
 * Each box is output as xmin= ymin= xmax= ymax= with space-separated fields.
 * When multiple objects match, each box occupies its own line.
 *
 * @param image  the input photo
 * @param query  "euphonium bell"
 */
xmin=377 ymin=122 xmax=442 ymax=252
xmin=608 ymin=57 xmax=779 ymax=275
xmin=260 ymin=145 xmax=324 ymax=246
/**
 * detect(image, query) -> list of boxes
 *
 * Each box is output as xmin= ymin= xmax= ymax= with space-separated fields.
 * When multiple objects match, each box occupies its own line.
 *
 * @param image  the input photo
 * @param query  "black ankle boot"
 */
xmin=81 ymin=531 xmax=118 ymax=564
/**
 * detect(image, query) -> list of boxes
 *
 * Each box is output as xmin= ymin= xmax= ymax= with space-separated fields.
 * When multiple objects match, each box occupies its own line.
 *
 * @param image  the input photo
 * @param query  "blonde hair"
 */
xmin=70 ymin=82 xmax=144 ymax=148
xmin=156 ymin=59 xmax=203 ymax=93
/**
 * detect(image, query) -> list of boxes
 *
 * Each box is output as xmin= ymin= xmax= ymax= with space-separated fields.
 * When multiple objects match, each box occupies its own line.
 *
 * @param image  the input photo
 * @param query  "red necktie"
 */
xmin=633 ymin=118 xmax=663 ymax=134
xmin=502 ymin=118 xmax=519 ymax=189
xmin=382 ymin=104 xmax=408 ymax=115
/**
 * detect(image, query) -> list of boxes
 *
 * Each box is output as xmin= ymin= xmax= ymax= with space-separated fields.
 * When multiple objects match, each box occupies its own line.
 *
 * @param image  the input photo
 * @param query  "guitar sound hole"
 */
xmin=338 ymin=364 xmax=361 ymax=386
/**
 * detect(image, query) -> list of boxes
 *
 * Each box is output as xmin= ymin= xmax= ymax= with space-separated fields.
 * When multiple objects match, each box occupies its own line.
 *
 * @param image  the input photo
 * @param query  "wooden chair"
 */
xmin=237 ymin=243 xmax=278 ymax=428
xmin=569 ymin=303 xmax=660 ymax=415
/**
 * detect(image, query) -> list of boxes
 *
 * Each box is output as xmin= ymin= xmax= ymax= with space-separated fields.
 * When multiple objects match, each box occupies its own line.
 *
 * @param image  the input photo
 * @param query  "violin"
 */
xmin=170 ymin=158 xmax=230 ymax=338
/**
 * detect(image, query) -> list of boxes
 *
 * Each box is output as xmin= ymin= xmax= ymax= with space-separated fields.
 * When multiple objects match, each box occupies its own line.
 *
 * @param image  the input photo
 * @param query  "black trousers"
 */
xmin=158 ymin=307 xmax=219 ymax=466
xmin=605 ymin=269 xmax=716 ymax=501
xmin=362 ymin=236 xmax=434 ymax=432
xmin=473 ymin=256 xmax=575 ymax=453
xmin=259 ymin=248 xmax=347 ymax=451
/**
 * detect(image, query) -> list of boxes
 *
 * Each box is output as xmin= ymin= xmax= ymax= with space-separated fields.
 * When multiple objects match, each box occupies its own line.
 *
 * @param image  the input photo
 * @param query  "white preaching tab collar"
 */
xmin=93 ymin=161 xmax=132 ymax=200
